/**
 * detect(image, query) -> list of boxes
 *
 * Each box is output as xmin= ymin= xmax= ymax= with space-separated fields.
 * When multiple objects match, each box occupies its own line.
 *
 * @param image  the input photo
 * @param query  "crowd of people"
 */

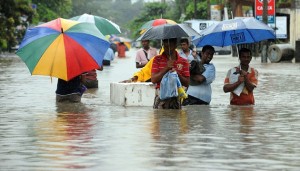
xmin=126 ymin=38 xmax=258 ymax=109
xmin=56 ymin=38 xmax=258 ymax=108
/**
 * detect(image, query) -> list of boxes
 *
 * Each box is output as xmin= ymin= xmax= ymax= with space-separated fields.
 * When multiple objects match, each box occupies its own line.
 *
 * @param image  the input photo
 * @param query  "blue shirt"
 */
xmin=186 ymin=63 xmax=216 ymax=103
xmin=104 ymin=48 xmax=115 ymax=61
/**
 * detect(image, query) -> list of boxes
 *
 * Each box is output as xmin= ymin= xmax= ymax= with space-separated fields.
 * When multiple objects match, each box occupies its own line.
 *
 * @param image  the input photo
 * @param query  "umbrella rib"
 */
xmin=246 ymin=29 xmax=257 ymax=43
xmin=222 ymin=32 xmax=226 ymax=47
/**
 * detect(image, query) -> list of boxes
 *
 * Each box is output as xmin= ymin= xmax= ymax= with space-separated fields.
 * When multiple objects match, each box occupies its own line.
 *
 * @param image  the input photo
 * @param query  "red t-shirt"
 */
xmin=151 ymin=52 xmax=190 ymax=88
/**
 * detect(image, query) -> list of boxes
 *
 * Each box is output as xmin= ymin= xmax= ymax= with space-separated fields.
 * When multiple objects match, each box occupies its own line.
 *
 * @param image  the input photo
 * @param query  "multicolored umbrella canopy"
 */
xmin=139 ymin=18 xmax=177 ymax=34
xmin=70 ymin=13 xmax=121 ymax=35
xmin=16 ymin=18 xmax=110 ymax=81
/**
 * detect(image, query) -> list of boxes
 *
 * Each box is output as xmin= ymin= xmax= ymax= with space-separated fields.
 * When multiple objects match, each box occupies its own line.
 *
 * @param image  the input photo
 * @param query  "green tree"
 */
xmin=185 ymin=0 xmax=208 ymax=20
xmin=0 ymin=0 xmax=34 ymax=52
xmin=128 ymin=2 xmax=171 ymax=38
xmin=71 ymin=0 xmax=139 ymax=37
xmin=32 ymin=0 xmax=72 ymax=22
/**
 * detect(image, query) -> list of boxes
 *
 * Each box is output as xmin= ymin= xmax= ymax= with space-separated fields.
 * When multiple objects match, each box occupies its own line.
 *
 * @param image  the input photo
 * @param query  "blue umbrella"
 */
xmin=192 ymin=17 xmax=275 ymax=47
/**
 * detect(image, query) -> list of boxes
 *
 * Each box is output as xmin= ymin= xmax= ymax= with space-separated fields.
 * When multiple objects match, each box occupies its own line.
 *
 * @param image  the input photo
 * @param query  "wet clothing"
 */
xmin=103 ymin=48 xmax=114 ymax=66
xmin=82 ymin=70 xmax=98 ymax=88
xmin=151 ymin=52 xmax=189 ymax=109
xmin=224 ymin=66 xmax=258 ymax=105
xmin=153 ymin=96 xmax=181 ymax=109
xmin=151 ymin=52 xmax=190 ymax=89
xmin=56 ymin=76 xmax=86 ymax=102
xmin=178 ymin=49 xmax=200 ymax=62
xmin=182 ymin=95 xmax=209 ymax=105
xmin=153 ymin=89 xmax=181 ymax=109
xmin=133 ymin=56 xmax=155 ymax=82
xmin=185 ymin=62 xmax=215 ymax=105
xmin=135 ymin=47 xmax=157 ymax=66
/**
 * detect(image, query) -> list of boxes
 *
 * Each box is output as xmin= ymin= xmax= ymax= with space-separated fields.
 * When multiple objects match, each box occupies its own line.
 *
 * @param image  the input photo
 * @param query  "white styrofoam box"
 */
xmin=110 ymin=82 xmax=156 ymax=106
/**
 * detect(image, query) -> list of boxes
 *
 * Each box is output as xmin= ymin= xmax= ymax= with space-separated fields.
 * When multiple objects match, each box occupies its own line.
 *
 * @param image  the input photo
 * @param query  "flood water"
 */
xmin=1 ymin=49 xmax=300 ymax=171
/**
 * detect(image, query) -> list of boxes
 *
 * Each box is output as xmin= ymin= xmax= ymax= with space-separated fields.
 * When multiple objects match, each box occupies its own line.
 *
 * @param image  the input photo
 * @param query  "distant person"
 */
xmin=117 ymin=42 xmax=126 ymax=58
xmin=56 ymin=76 xmax=87 ymax=103
xmin=182 ymin=45 xmax=216 ymax=105
xmin=110 ymin=43 xmax=117 ymax=55
xmin=178 ymin=38 xmax=200 ymax=62
xmin=135 ymin=40 xmax=157 ymax=68
xmin=81 ymin=67 xmax=103 ymax=89
xmin=223 ymin=48 xmax=258 ymax=105
xmin=103 ymin=47 xmax=115 ymax=66
xmin=151 ymin=38 xmax=190 ymax=109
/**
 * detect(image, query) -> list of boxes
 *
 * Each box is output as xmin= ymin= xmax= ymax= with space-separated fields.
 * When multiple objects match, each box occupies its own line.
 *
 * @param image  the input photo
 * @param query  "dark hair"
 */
xmin=239 ymin=48 xmax=252 ymax=58
xmin=163 ymin=38 xmax=177 ymax=43
xmin=202 ymin=45 xmax=215 ymax=53
xmin=180 ymin=38 xmax=189 ymax=45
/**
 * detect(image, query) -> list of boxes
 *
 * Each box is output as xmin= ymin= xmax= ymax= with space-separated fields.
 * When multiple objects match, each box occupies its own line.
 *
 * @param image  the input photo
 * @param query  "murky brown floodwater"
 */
xmin=1 ymin=49 xmax=300 ymax=171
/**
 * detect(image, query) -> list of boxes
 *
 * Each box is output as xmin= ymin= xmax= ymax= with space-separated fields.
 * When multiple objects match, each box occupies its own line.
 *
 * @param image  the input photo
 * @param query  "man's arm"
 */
xmin=223 ymin=74 xmax=244 ymax=93
xmin=151 ymin=59 xmax=174 ymax=84
xmin=177 ymin=73 xmax=189 ymax=87
xmin=136 ymin=62 xmax=145 ymax=68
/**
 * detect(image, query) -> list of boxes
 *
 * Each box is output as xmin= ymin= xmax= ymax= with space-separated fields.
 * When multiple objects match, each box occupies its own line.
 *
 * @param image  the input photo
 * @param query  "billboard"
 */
xmin=255 ymin=0 xmax=275 ymax=24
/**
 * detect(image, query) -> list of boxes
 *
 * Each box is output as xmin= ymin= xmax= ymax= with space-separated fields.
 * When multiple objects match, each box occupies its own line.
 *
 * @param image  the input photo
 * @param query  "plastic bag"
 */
xmin=229 ymin=67 xmax=245 ymax=96
xmin=160 ymin=71 xmax=179 ymax=100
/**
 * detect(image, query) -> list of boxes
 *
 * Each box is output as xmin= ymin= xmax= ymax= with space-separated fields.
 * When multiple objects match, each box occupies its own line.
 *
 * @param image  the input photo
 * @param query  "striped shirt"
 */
xmin=152 ymin=52 xmax=190 ymax=88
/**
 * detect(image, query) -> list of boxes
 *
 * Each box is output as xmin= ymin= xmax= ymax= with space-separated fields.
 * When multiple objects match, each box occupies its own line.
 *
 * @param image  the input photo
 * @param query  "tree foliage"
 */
xmin=0 ymin=0 xmax=224 ymax=52
xmin=128 ymin=2 xmax=171 ymax=39
xmin=0 ymin=0 xmax=34 ymax=52
xmin=32 ymin=0 xmax=72 ymax=22
xmin=185 ymin=1 xmax=208 ymax=20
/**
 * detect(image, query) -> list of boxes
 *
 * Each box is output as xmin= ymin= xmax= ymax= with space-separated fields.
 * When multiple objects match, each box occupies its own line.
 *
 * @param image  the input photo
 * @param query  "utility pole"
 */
xmin=194 ymin=0 xmax=197 ymax=19
xmin=207 ymin=0 xmax=211 ymax=20
xmin=261 ymin=0 xmax=269 ymax=63
xmin=262 ymin=0 xmax=268 ymax=24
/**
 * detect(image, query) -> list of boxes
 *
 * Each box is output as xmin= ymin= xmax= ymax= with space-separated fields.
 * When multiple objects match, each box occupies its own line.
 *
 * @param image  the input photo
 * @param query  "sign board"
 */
xmin=183 ymin=20 xmax=219 ymax=34
xmin=255 ymin=0 xmax=275 ymax=24
xmin=275 ymin=16 xmax=287 ymax=39
xmin=199 ymin=22 xmax=208 ymax=31
xmin=210 ymin=5 xmax=222 ymax=21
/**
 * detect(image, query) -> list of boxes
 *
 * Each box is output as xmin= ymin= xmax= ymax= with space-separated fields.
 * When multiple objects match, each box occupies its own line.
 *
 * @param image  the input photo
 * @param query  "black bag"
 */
xmin=189 ymin=60 xmax=205 ymax=86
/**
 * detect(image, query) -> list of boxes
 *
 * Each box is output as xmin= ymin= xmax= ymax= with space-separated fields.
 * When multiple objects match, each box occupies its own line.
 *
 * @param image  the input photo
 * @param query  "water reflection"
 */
xmin=228 ymin=106 xmax=256 ymax=136
xmin=34 ymin=103 xmax=95 ymax=169
xmin=151 ymin=109 xmax=188 ymax=140
xmin=1 ymin=52 xmax=300 ymax=170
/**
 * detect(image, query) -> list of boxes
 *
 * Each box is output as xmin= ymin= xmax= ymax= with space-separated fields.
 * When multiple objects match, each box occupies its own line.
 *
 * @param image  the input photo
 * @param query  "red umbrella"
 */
xmin=139 ymin=18 xmax=177 ymax=34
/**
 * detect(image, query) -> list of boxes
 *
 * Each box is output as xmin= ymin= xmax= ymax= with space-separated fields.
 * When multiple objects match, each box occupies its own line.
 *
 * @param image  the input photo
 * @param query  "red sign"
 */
xmin=255 ymin=0 xmax=275 ymax=16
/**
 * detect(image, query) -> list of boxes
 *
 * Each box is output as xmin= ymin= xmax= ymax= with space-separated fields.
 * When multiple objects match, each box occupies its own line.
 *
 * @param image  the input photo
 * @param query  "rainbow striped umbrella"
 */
xmin=139 ymin=18 xmax=177 ymax=34
xmin=16 ymin=18 xmax=110 ymax=81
